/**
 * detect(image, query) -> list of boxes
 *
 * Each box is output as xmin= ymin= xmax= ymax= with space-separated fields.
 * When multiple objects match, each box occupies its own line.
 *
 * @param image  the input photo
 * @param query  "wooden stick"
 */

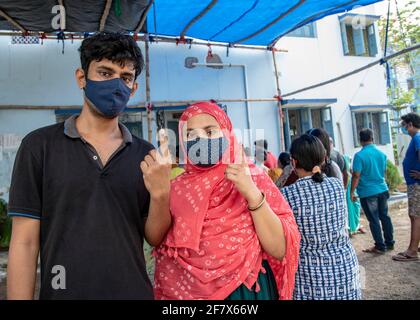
xmin=134 ymin=0 xmax=155 ymax=34
xmin=272 ymin=49 xmax=285 ymax=152
xmin=180 ymin=0 xmax=218 ymax=38
xmin=145 ymin=37 xmax=152 ymax=142
xmin=0 ymin=8 xmax=26 ymax=33
xmin=99 ymin=0 xmax=113 ymax=32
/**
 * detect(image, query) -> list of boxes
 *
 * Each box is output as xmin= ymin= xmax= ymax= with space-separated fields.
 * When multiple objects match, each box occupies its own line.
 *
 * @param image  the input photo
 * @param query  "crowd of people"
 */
xmin=166 ymin=106 xmax=420 ymax=300
xmin=6 ymin=33 xmax=418 ymax=300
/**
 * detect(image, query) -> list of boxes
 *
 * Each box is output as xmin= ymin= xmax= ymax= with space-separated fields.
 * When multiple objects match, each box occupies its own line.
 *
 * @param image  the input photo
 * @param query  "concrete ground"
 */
xmin=0 ymin=202 xmax=418 ymax=300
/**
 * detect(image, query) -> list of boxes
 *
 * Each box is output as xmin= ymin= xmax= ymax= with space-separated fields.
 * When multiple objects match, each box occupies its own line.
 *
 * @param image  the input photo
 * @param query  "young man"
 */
xmin=350 ymin=128 xmax=395 ymax=254
xmin=7 ymin=33 xmax=172 ymax=299
xmin=392 ymin=113 xmax=420 ymax=262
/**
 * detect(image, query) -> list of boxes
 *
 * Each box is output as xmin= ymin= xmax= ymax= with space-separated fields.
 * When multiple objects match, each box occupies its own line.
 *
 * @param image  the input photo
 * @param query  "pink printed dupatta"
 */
xmin=153 ymin=102 xmax=300 ymax=300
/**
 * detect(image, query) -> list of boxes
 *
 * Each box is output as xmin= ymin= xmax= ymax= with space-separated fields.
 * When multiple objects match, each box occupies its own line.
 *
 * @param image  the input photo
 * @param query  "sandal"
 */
xmin=392 ymin=252 xmax=419 ymax=262
xmin=357 ymin=227 xmax=367 ymax=234
xmin=363 ymin=246 xmax=386 ymax=254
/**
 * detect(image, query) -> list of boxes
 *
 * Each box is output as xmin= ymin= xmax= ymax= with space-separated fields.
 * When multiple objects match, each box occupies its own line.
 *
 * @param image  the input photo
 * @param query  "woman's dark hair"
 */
xmin=401 ymin=112 xmax=420 ymax=129
xmin=307 ymin=128 xmax=336 ymax=178
xmin=306 ymin=128 xmax=331 ymax=157
xmin=278 ymin=152 xmax=291 ymax=168
xmin=79 ymin=32 xmax=144 ymax=79
xmin=290 ymin=134 xmax=326 ymax=183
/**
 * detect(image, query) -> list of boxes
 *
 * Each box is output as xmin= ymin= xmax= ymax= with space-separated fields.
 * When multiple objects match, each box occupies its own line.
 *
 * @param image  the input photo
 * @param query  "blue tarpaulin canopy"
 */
xmin=0 ymin=0 xmax=383 ymax=47
xmin=146 ymin=0 xmax=383 ymax=46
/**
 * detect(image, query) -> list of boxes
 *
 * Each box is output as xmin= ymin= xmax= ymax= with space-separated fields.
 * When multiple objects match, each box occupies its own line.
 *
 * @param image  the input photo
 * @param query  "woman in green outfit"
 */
xmin=344 ymin=155 xmax=365 ymax=236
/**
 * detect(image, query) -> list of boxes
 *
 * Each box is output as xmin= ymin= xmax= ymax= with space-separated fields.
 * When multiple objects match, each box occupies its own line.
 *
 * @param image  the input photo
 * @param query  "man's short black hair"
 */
xmin=79 ymin=32 xmax=144 ymax=79
xmin=359 ymin=128 xmax=374 ymax=143
xmin=401 ymin=112 xmax=420 ymax=129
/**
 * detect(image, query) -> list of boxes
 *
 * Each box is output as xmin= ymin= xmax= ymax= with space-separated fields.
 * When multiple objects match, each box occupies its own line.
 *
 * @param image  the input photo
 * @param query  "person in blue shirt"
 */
xmin=392 ymin=113 xmax=420 ymax=262
xmin=350 ymin=128 xmax=395 ymax=254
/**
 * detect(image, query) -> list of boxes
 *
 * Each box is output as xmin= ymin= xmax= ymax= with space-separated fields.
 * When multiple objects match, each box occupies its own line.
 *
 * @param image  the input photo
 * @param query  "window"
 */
xmin=286 ymin=22 xmax=317 ymax=38
xmin=340 ymin=21 xmax=378 ymax=57
xmin=352 ymin=111 xmax=390 ymax=146
xmin=284 ymin=107 xmax=334 ymax=150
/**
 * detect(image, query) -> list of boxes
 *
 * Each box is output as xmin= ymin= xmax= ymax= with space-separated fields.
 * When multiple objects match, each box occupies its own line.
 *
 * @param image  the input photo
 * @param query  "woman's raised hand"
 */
xmin=225 ymin=145 xmax=261 ymax=204
xmin=140 ymin=129 xmax=172 ymax=200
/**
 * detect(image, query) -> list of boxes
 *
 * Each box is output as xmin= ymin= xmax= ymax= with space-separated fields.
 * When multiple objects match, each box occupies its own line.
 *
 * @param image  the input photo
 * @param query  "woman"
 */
xmin=275 ymin=152 xmax=299 ymax=188
xmin=282 ymin=134 xmax=361 ymax=300
xmin=154 ymin=102 xmax=300 ymax=300
xmin=344 ymin=155 xmax=365 ymax=237
xmin=307 ymin=128 xmax=343 ymax=183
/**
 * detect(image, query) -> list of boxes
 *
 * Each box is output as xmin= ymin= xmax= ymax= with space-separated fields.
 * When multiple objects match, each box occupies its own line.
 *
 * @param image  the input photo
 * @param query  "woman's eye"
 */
xmin=207 ymin=130 xmax=219 ymax=137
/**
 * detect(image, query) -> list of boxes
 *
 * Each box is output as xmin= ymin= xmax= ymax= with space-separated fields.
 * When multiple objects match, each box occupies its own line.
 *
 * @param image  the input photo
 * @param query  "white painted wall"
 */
xmin=0 ymin=3 xmax=394 ymax=197
xmin=276 ymin=4 xmax=394 ymax=162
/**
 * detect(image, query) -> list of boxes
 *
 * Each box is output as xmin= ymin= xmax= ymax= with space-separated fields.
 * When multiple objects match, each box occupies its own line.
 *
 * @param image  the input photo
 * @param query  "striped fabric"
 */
xmin=282 ymin=176 xmax=362 ymax=300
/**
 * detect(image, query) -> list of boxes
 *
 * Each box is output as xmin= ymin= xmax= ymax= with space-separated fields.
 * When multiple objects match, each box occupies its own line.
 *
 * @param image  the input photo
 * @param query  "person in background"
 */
xmin=275 ymin=152 xmax=298 ymax=188
xmin=282 ymin=134 xmax=361 ymax=300
xmin=306 ymin=129 xmax=343 ymax=183
xmin=350 ymin=129 xmax=394 ymax=254
xmin=392 ymin=113 xmax=420 ymax=262
xmin=330 ymin=137 xmax=349 ymax=187
xmin=254 ymin=139 xmax=277 ymax=170
xmin=344 ymin=155 xmax=366 ymax=237
xmin=170 ymin=145 xmax=185 ymax=180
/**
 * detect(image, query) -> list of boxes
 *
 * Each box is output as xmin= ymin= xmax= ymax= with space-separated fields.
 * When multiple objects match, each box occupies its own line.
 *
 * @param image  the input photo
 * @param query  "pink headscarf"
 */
xmin=154 ymin=101 xmax=300 ymax=300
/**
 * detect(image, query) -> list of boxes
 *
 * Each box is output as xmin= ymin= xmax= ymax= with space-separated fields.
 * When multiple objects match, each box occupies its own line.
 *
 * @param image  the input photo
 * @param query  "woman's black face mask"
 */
xmin=185 ymin=137 xmax=229 ymax=167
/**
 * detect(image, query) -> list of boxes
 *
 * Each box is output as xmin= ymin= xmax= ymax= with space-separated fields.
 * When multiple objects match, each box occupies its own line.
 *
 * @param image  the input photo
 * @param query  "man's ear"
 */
xmin=130 ymin=81 xmax=138 ymax=98
xmin=75 ymin=68 xmax=86 ymax=89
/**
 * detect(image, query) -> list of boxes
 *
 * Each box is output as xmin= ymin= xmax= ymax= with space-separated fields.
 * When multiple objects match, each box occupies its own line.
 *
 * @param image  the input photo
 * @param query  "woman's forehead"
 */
xmin=186 ymin=113 xmax=220 ymax=130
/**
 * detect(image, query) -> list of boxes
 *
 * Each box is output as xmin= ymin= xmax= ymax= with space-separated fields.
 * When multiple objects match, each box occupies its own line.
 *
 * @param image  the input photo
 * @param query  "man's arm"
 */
xmin=350 ymin=172 xmax=361 ymax=202
xmin=144 ymin=191 xmax=171 ymax=247
xmin=342 ymin=167 xmax=349 ymax=188
xmin=408 ymin=150 xmax=420 ymax=179
xmin=7 ymin=217 xmax=40 ymax=300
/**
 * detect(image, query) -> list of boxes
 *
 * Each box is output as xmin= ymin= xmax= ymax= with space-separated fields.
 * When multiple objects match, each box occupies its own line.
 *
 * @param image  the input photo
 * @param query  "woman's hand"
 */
xmin=141 ymin=130 xmax=172 ymax=246
xmin=225 ymin=146 xmax=261 ymax=206
xmin=140 ymin=129 xmax=172 ymax=200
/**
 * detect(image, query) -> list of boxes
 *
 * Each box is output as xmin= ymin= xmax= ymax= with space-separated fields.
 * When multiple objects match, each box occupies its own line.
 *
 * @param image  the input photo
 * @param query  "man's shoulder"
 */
xmin=21 ymin=122 xmax=64 ymax=145
xmin=131 ymin=135 xmax=155 ymax=152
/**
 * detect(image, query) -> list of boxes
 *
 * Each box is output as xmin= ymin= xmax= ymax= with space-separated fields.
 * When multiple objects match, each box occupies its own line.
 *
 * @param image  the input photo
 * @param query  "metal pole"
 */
xmin=271 ymin=49 xmax=285 ymax=152
xmin=0 ymin=98 xmax=281 ymax=110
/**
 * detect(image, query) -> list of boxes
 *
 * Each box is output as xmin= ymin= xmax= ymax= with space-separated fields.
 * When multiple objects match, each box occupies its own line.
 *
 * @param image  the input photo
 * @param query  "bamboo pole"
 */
xmin=99 ymin=0 xmax=113 ymax=32
xmin=0 ymin=8 xmax=26 ymax=33
xmin=0 ymin=31 xmax=288 ymax=52
xmin=134 ymin=0 xmax=155 ymax=34
xmin=145 ymin=36 xmax=152 ymax=142
xmin=271 ymin=49 xmax=285 ymax=152
xmin=0 ymin=98 xmax=281 ymax=110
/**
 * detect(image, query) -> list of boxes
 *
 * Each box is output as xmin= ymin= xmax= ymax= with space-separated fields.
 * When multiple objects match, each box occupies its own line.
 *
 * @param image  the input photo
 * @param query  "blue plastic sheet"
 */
xmin=147 ymin=0 xmax=383 ymax=46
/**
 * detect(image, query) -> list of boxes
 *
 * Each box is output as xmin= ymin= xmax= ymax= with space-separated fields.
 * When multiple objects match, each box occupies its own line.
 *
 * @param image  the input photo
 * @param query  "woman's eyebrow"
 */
xmin=187 ymin=125 xmax=218 ymax=132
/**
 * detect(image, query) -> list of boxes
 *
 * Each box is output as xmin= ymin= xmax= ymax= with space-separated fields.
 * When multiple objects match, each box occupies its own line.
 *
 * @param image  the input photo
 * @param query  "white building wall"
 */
xmin=0 ymin=3 xmax=394 ymax=198
xmin=276 ymin=5 xmax=394 ymax=162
